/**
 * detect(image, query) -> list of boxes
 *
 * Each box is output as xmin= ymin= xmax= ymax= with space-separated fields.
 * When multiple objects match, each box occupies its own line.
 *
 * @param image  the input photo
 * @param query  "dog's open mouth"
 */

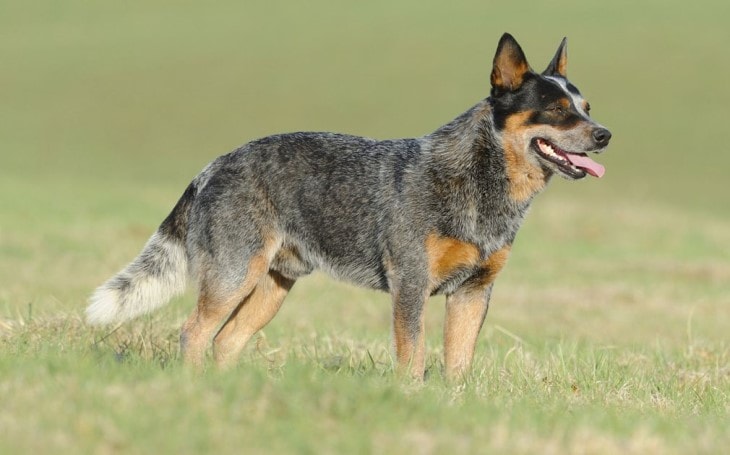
xmin=532 ymin=138 xmax=605 ymax=178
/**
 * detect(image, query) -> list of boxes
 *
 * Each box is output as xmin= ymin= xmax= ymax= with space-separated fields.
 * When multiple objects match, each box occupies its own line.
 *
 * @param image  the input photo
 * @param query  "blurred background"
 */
xmin=1 ymin=0 xmax=728 ymax=336
xmin=2 ymin=3 xmax=729 ymax=451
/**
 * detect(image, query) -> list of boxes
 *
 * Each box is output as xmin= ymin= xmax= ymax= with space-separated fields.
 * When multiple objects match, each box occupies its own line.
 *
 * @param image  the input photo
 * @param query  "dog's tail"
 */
xmin=86 ymin=181 xmax=199 ymax=325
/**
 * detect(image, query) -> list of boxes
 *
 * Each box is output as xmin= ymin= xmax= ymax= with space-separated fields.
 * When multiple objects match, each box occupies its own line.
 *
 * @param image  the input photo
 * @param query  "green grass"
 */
xmin=1 ymin=0 xmax=729 ymax=453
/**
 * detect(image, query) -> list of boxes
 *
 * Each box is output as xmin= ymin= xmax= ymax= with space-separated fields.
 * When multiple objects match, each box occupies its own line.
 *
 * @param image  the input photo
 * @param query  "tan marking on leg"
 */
xmin=181 ymin=251 xmax=273 ymax=369
xmin=444 ymin=289 xmax=489 ymax=379
xmin=425 ymin=233 xmax=480 ymax=286
xmin=213 ymin=271 xmax=294 ymax=368
xmin=392 ymin=305 xmax=426 ymax=379
xmin=442 ymin=245 xmax=511 ymax=379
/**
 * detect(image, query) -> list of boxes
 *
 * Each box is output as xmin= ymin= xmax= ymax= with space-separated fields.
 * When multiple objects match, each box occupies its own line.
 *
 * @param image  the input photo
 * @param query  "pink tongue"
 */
xmin=564 ymin=153 xmax=605 ymax=178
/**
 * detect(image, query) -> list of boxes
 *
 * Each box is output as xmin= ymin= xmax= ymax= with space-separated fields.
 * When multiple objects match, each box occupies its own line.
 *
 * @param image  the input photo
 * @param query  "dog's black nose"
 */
xmin=592 ymin=128 xmax=612 ymax=146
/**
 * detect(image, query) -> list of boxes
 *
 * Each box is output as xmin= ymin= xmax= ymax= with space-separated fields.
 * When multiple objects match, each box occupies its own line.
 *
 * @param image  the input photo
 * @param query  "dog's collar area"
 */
xmin=532 ymin=138 xmax=605 ymax=178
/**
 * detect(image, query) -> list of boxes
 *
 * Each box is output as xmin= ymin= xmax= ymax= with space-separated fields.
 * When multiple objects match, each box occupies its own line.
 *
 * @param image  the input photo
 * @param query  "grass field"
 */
xmin=1 ymin=0 xmax=729 ymax=453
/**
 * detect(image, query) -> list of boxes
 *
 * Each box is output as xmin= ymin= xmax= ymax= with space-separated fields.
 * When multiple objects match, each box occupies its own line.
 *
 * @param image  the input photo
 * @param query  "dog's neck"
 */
xmin=419 ymin=100 xmax=541 ymax=244
xmin=424 ymin=99 xmax=547 ymax=203
xmin=425 ymin=99 xmax=497 ymax=168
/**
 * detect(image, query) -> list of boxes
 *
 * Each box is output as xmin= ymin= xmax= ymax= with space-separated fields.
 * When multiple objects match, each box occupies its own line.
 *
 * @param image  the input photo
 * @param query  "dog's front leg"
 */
xmin=443 ymin=245 xmax=511 ymax=379
xmin=443 ymin=284 xmax=493 ymax=380
xmin=391 ymin=282 xmax=429 ymax=379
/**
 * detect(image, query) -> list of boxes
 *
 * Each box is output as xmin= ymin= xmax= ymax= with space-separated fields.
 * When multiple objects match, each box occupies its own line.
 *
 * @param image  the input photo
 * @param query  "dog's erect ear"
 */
xmin=491 ymin=33 xmax=531 ymax=93
xmin=543 ymin=37 xmax=568 ymax=77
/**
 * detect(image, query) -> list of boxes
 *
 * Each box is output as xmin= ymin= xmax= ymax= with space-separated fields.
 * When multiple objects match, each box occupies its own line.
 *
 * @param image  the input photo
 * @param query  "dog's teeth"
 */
xmin=538 ymin=140 xmax=569 ymax=162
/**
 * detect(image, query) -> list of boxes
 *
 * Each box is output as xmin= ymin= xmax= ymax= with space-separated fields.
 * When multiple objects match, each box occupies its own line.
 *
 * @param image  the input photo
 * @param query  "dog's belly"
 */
xmin=270 ymin=242 xmax=390 ymax=291
xmin=269 ymin=244 xmax=314 ymax=280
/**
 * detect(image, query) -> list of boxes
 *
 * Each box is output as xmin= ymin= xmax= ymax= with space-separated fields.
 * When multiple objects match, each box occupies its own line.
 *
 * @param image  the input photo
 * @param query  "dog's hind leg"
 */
xmin=212 ymin=270 xmax=294 ymax=368
xmin=180 ymin=249 xmax=274 ymax=369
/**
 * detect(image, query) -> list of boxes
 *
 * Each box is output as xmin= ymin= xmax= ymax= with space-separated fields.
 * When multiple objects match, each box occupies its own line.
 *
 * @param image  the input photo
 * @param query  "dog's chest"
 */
xmin=428 ymin=198 xmax=530 ymax=295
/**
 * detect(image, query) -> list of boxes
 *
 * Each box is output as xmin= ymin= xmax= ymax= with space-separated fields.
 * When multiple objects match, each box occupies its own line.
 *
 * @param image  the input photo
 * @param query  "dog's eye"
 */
xmin=585 ymin=103 xmax=591 ymax=114
xmin=547 ymin=105 xmax=564 ymax=114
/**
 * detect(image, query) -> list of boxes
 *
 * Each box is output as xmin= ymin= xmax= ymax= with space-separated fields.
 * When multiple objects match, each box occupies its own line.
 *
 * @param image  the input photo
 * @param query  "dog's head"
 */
xmin=489 ymin=33 xmax=611 ymax=181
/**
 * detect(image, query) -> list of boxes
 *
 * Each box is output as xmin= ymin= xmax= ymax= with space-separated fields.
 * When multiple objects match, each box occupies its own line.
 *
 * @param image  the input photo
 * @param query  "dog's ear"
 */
xmin=491 ymin=33 xmax=531 ymax=93
xmin=543 ymin=37 xmax=568 ymax=77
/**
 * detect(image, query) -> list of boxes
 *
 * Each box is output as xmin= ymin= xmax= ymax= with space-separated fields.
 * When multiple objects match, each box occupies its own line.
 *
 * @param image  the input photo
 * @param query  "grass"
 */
xmin=2 ymin=309 xmax=727 ymax=453
xmin=1 ymin=0 xmax=729 ymax=453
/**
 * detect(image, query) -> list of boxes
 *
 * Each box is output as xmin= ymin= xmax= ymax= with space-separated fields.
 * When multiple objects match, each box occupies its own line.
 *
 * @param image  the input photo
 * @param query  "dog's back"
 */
xmin=187 ymin=132 xmax=408 ymax=291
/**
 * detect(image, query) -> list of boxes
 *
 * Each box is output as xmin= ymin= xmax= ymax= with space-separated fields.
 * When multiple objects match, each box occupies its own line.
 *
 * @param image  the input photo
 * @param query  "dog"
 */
xmin=87 ymin=33 xmax=611 ymax=379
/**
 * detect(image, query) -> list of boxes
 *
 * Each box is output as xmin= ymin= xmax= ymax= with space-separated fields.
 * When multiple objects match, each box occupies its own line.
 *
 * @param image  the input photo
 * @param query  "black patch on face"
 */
xmin=565 ymin=81 xmax=582 ymax=97
xmin=489 ymin=73 xmax=583 ymax=130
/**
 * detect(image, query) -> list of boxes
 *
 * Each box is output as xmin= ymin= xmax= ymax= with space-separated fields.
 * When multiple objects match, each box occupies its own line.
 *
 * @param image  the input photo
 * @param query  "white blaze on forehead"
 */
xmin=545 ymin=76 xmax=588 ymax=117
